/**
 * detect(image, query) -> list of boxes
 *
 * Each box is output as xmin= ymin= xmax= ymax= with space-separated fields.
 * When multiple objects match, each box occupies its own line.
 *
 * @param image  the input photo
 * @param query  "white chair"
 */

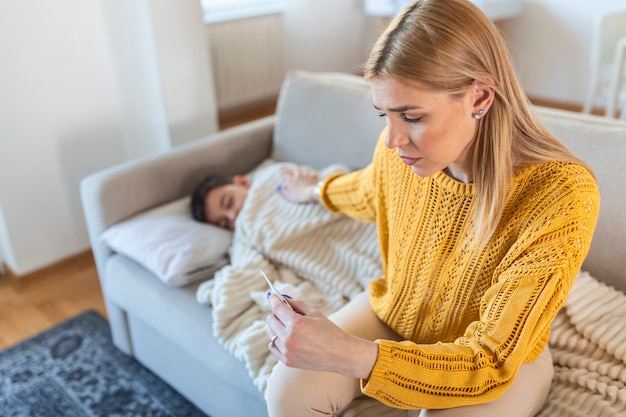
xmin=606 ymin=36 xmax=626 ymax=120
xmin=582 ymin=9 xmax=626 ymax=118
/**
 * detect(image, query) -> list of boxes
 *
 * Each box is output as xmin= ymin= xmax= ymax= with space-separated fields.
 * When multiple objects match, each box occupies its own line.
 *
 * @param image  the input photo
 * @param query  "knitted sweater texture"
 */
xmin=320 ymin=131 xmax=600 ymax=409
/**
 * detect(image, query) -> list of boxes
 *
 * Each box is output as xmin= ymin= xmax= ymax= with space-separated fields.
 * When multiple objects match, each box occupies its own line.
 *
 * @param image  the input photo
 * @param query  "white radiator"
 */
xmin=208 ymin=13 xmax=286 ymax=110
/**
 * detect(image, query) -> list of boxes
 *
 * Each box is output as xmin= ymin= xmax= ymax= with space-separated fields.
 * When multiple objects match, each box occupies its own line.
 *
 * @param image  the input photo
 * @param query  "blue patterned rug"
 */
xmin=0 ymin=310 xmax=208 ymax=417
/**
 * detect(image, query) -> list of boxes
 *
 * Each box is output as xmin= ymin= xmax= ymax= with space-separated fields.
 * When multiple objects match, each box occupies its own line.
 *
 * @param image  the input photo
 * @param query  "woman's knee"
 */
xmin=265 ymin=364 xmax=304 ymax=416
xmin=265 ymin=362 xmax=360 ymax=417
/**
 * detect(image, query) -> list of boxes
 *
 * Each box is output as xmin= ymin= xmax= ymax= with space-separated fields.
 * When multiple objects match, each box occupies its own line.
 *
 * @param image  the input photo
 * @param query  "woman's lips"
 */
xmin=400 ymin=156 xmax=421 ymax=166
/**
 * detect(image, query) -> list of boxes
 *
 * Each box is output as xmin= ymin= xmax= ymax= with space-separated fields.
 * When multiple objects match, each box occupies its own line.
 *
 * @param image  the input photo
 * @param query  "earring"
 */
xmin=473 ymin=109 xmax=485 ymax=120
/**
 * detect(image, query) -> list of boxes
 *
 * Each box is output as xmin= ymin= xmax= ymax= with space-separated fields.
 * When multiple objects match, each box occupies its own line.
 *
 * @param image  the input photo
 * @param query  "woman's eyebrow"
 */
xmin=219 ymin=193 xmax=228 ymax=208
xmin=373 ymin=103 xmax=423 ymax=112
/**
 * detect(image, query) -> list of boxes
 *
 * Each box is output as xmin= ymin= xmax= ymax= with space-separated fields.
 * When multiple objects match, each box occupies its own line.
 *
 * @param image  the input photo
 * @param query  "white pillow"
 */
xmin=100 ymin=197 xmax=232 ymax=287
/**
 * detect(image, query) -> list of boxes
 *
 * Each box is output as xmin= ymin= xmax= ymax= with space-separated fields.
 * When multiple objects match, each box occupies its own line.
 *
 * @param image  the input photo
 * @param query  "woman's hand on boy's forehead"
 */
xmin=278 ymin=164 xmax=320 ymax=204
xmin=280 ymin=164 xmax=318 ymax=182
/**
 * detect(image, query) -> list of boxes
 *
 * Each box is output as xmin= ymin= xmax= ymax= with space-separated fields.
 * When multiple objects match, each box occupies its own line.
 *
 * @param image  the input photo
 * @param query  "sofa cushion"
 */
xmin=273 ymin=70 xmax=385 ymax=170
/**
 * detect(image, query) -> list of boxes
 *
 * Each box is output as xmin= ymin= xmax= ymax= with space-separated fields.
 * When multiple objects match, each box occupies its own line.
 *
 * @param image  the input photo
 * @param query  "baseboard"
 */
xmin=217 ymin=96 xmax=278 ymax=130
xmin=4 ymin=250 xmax=95 ymax=290
xmin=528 ymin=96 xmax=609 ymax=117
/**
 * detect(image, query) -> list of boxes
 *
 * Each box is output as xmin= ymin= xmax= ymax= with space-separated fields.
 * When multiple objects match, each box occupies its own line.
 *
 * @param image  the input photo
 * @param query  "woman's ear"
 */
xmin=233 ymin=175 xmax=251 ymax=189
xmin=471 ymin=78 xmax=495 ymax=114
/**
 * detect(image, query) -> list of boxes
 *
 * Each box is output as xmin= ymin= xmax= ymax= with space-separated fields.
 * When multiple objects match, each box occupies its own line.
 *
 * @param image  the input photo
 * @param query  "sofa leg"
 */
xmin=104 ymin=299 xmax=134 ymax=356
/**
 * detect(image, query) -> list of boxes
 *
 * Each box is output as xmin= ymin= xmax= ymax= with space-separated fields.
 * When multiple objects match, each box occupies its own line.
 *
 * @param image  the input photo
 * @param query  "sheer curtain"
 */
xmin=100 ymin=0 xmax=218 ymax=156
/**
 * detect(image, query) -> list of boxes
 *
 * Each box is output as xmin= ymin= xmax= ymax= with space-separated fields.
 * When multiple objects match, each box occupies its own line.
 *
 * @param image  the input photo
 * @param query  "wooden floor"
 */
xmin=0 ymin=253 xmax=107 ymax=350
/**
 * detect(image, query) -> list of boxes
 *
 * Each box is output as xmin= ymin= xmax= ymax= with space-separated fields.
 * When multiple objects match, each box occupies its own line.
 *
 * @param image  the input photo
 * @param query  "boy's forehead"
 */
xmin=205 ymin=185 xmax=232 ymax=211
xmin=205 ymin=186 xmax=222 ymax=205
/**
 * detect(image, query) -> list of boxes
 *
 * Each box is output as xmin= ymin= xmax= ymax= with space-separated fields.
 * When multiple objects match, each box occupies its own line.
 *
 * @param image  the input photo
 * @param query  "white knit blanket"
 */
xmin=537 ymin=270 xmax=626 ymax=417
xmin=196 ymin=162 xmax=382 ymax=391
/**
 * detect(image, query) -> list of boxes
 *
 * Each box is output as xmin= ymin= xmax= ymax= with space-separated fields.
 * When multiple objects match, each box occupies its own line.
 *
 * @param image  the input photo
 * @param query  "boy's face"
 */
xmin=204 ymin=175 xmax=250 ymax=231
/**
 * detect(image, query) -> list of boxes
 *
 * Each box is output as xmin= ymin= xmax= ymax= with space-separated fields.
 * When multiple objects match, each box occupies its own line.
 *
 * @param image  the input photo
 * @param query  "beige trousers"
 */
xmin=265 ymin=292 xmax=554 ymax=417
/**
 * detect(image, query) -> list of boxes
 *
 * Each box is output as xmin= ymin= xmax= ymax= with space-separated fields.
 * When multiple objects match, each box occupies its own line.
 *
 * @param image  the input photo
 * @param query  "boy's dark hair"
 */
xmin=190 ymin=174 xmax=233 ymax=223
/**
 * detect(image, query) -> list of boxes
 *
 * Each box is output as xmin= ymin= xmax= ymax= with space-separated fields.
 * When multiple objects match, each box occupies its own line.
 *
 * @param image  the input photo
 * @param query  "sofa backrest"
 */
xmin=273 ymin=70 xmax=384 ymax=170
xmin=273 ymin=70 xmax=626 ymax=293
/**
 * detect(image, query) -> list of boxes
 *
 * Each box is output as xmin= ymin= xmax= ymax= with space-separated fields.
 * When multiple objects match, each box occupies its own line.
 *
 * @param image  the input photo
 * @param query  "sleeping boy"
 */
xmin=190 ymin=164 xmax=319 ymax=231
xmin=190 ymin=162 xmax=381 ymax=391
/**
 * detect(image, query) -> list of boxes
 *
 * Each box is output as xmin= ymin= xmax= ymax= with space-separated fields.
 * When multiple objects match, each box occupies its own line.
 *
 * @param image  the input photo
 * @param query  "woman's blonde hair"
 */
xmin=363 ymin=0 xmax=589 ymax=247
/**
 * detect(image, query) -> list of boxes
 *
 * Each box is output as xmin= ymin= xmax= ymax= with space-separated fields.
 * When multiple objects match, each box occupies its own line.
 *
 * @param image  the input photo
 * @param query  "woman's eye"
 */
xmin=378 ymin=112 xmax=387 ymax=118
xmin=402 ymin=115 xmax=422 ymax=124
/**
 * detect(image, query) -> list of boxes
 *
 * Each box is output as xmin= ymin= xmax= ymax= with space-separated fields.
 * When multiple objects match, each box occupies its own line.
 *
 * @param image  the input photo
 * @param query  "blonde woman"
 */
xmin=264 ymin=0 xmax=600 ymax=416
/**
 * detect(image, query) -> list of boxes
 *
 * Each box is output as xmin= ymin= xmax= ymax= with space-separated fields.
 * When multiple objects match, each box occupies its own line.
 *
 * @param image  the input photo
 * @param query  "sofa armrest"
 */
xmin=81 ymin=115 xmax=275 ymax=280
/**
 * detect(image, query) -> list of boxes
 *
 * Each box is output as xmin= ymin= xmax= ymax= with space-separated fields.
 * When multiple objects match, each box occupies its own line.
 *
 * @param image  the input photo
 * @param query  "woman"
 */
xmin=264 ymin=0 xmax=600 ymax=415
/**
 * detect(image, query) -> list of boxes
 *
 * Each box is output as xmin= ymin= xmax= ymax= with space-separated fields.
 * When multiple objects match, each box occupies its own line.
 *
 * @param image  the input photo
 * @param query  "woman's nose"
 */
xmin=385 ymin=123 xmax=407 ymax=149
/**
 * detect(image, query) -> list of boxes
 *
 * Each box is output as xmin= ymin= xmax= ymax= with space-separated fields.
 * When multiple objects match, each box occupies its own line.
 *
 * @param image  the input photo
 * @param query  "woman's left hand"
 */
xmin=265 ymin=294 xmax=378 ymax=379
xmin=278 ymin=164 xmax=320 ymax=203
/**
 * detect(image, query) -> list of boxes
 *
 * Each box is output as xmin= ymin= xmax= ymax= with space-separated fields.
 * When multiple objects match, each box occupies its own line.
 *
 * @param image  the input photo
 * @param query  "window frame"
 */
xmin=200 ymin=0 xmax=286 ymax=24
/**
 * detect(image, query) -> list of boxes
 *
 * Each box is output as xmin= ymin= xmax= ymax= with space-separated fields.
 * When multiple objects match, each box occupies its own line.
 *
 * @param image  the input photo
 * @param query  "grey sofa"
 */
xmin=81 ymin=71 xmax=626 ymax=417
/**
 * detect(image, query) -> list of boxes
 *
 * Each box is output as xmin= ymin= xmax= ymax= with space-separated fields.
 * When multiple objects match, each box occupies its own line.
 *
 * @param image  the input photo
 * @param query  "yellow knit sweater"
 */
xmin=319 ymin=131 xmax=600 ymax=410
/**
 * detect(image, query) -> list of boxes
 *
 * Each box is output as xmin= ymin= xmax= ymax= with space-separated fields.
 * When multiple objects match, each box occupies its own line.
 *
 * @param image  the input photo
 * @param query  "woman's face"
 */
xmin=370 ymin=76 xmax=481 ymax=183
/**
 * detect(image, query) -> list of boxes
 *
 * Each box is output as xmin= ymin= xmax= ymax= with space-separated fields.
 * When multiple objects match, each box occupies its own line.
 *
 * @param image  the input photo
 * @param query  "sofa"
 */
xmin=81 ymin=71 xmax=626 ymax=417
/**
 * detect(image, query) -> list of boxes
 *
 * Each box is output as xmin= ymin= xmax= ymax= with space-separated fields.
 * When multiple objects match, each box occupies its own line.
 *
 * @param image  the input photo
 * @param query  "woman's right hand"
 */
xmin=265 ymin=294 xmax=378 ymax=379
xmin=278 ymin=164 xmax=320 ymax=203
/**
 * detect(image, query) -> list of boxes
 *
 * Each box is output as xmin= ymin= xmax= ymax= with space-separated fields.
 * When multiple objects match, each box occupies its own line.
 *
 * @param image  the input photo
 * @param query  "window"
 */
xmin=200 ymin=0 xmax=286 ymax=24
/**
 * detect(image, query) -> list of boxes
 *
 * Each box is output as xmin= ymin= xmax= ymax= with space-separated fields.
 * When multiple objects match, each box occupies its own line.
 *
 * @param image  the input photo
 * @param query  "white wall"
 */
xmin=283 ymin=0 xmax=380 ymax=74
xmin=0 ymin=0 xmax=218 ymax=276
xmin=505 ymin=0 xmax=626 ymax=104
xmin=282 ymin=0 xmax=623 ymax=106
xmin=145 ymin=0 xmax=219 ymax=147
xmin=284 ymin=0 xmax=626 ymax=105
xmin=0 ymin=1 xmax=125 ymax=276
